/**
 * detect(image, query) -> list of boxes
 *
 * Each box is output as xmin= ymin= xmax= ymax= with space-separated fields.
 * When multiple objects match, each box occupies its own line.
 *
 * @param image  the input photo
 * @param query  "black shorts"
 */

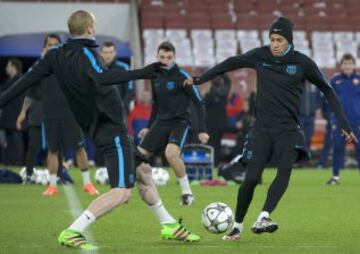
xmin=44 ymin=118 xmax=84 ymax=152
xmin=241 ymin=121 xmax=310 ymax=166
xmin=93 ymin=121 xmax=135 ymax=189
xmin=139 ymin=119 xmax=190 ymax=153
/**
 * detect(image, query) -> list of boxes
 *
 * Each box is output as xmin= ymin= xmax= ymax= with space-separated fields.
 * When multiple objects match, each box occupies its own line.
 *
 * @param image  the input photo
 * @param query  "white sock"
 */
xmin=49 ymin=174 xmax=57 ymax=186
xmin=69 ymin=210 xmax=96 ymax=233
xmin=233 ymin=222 xmax=243 ymax=232
xmin=177 ymin=175 xmax=192 ymax=195
xmin=257 ymin=211 xmax=270 ymax=221
xmin=82 ymin=170 xmax=90 ymax=185
xmin=333 ymin=176 xmax=340 ymax=180
xmin=149 ymin=200 xmax=177 ymax=225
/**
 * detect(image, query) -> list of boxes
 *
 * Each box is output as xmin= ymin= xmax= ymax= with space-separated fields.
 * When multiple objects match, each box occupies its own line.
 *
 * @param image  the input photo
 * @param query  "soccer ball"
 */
xmin=151 ymin=167 xmax=170 ymax=186
xmin=35 ymin=169 xmax=50 ymax=185
xmin=202 ymin=202 xmax=233 ymax=234
xmin=95 ymin=167 xmax=109 ymax=185
xmin=19 ymin=167 xmax=36 ymax=181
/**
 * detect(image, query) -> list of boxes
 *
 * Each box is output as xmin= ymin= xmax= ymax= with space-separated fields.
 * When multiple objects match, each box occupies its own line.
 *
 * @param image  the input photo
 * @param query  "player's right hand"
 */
xmin=138 ymin=128 xmax=149 ymax=139
xmin=16 ymin=111 xmax=26 ymax=130
xmin=341 ymin=129 xmax=358 ymax=143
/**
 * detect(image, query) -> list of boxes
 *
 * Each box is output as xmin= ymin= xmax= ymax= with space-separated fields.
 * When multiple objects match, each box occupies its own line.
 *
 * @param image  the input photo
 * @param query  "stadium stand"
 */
xmin=140 ymin=0 xmax=360 ymax=69
xmin=138 ymin=0 xmax=360 ymax=150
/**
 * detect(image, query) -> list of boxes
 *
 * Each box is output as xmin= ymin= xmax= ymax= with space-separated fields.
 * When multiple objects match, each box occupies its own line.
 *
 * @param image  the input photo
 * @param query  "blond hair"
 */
xmin=67 ymin=10 xmax=95 ymax=36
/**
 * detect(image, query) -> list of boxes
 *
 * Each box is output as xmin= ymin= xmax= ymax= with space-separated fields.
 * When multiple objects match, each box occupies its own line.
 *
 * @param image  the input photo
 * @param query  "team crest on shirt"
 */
xmin=335 ymin=80 xmax=342 ymax=85
xmin=353 ymin=78 xmax=360 ymax=85
xmin=286 ymin=65 xmax=297 ymax=75
xmin=166 ymin=81 xmax=175 ymax=90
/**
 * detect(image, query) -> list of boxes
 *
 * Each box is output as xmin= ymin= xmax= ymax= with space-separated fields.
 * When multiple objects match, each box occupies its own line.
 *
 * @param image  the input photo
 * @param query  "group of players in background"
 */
xmin=0 ymin=9 xmax=359 ymax=250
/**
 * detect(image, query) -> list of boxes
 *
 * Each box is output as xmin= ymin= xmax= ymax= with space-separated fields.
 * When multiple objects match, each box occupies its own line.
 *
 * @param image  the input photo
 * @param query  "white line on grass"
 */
xmin=63 ymin=185 xmax=97 ymax=253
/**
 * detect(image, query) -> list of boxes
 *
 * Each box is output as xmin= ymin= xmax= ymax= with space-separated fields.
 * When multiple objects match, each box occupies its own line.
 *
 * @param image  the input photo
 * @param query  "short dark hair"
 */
xmin=8 ymin=58 xmax=23 ymax=74
xmin=43 ymin=33 xmax=62 ymax=47
xmin=101 ymin=41 xmax=116 ymax=50
xmin=157 ymin=41 xmax=176 ymax=53
xmin=340 ymin=53 xmax=356 ymax=65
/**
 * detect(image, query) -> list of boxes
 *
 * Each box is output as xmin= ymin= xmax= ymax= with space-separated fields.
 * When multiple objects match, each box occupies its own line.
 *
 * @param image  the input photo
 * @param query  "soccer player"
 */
xmin=0 ymin=10 xmax=199 ymax=250
xmin=100 ymin=41 xmax=134 ymax=115
xmin=16 ymin=78 xmax=43 ymax=184
xmin=137 ymin=42 xmax=209 ymax=205
xmin=326 ymin=54 xmax=360 ymax=185
xmin=184 ymin=17 xmax=357 ymax=240
xmin=0 ymin=59 xmax=24 ymax=165
xmin=17 ymin=33 xmax=99 ymax=196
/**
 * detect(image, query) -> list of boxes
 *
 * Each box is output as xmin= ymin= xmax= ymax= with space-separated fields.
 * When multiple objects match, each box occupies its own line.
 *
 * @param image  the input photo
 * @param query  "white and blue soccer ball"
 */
xmin=202 ymin=202 xmax=233 ymax=234
xmin=36 ymin=169 xmax=50 ymax=185
xmin=95 ymin=167 xmax=109 ymax=185
xmin=151 ymin=167 xmax=170 ymax=186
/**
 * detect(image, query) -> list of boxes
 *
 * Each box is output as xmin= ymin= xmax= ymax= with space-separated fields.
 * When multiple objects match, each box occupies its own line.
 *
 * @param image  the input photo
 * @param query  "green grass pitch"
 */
xmin=0 ymin=168 xmax=359 ymax=254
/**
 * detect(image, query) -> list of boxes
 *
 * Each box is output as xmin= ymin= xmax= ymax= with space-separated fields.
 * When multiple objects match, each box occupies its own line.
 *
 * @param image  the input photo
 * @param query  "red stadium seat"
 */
xmin=257 ymin=3 xmax=280 ymax=15
xmin=185 ymin=3 xmax=209 ymax=13
xmin=141 ymin=11 xmax=163 ymax=20
xmin=212 ymin=15 xmax=236 ymax=30
xmin=142 ymin=19 xmax=164 ymax=29
xmin=209 ymin=3 xmax=229 ymax=14
xmin=234 ymin=1 xmax=255 ymax=15
xmin=236 ymin=14 xmax=259 ymax=30
xmin=305 ymin=16 xmax=329 ymax=31
xmin=164 ymin=2 xmax=183 ymax=13
xmin=291 ymin=17 xmax=307 ymax=31
xmin=257 ymin=15 xmax=278 ymax=30
xmin=329 ymin=22 xmax=353 ymax=32
xmin=188 ymin=20 xmax=211 ymax=29
xmin=165 ymin=17 xmax=187 ymax=29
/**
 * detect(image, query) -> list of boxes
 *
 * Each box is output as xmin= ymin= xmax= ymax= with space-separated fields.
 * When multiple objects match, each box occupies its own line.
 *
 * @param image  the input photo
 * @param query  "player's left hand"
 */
xmin=198 ymin=132 xmax=209 ymax=144
xmin=341 ymin=129 xmax=358 ymax=143
xmin=143 ymin=62 xmax=165 ymax=78
xmin=183 ymin=78 xmax=193 ymax=87
xmin=183 ymin=77 xmax=201 ymax=87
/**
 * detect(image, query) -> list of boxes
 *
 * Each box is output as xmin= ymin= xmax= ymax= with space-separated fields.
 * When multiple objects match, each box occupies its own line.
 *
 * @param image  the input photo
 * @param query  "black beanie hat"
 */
xmin=269 ymin=17 xmax=294 ymax=44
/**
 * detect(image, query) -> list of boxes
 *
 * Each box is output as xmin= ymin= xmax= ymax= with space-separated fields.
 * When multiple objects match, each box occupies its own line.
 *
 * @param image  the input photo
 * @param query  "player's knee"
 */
xmin=76 ymin=147 xmax=87 ymax=158
xmin=137 ymin=146 xmax=151 ymax=158
xmin=48 ymin=150 xmax=58 ymax=158
xmin=109 ymin=188 xmax=132 ymax=204
xmin=165 ymin=145 xmax=180 ymax=161
xmin=136 ymin=163 xmax=152 ymax=183
xmin=244 ymin=173 xmax=261 ymax=185
xmin=274 ymin=170 xmax=291 ymax=185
